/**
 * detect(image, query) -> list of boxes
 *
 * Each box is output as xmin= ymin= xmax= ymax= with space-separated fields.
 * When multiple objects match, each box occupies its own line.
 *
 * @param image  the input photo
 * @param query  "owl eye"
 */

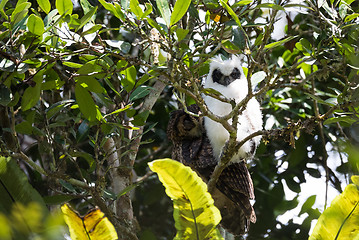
xmin=230 ymin=68 xmax=241 ymax=79
xmin=212 ymin=69 xmax=223 ymax=83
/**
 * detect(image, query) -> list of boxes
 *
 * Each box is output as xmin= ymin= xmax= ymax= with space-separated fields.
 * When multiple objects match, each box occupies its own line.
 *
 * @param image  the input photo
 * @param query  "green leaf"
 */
xmin=104 ymin=104 xmax=132 ymax=118
xmin=11 ymin=2 xmax=31 ymax=25
xmin=63 ymin=62 xmax=83 ymax=68
xmin=0 ymin=157 xmax=48 ymax=216
xmin=121 ymin=65 xmax=137 ymax=92
xmin=80 ymin=0 xmax=93 ymax=14
xmin=232 ymin=0 xmax=253 ymax=7
xmin=175 ymin=28 xmax=189 ymax=42
xmin=264 ymin=35 xmax=298 ymax=50
xmin=121 ymin=0 xmax=130 ymax=10
xmin=77 ymin=77 xmax=103 ymax=93
xmin=81 ymin=24 xmax=102 ymax=37
xmin=46 ymin=99 xmax=75 ymax=119
xmin=222 ymin=39 xmax=240 ymax=54
xmin=142 ymin=3 xmax=152 ymax=19
xmin=129 ymin=86 xmax=153 ymax=101
xmin=77 ymin=60 xmax=104 ymax=77
xmin=232 ymin=27 xmax=247 ymax=50
xmin=345 ymin=13 xmax=359 ymax=22
xmin=21 ymin=71 xmax=44 ymax=111
xmin=15 ymin=121 xmax=33 ymax=135
xmin=98 ymin=0 xmax=124 ymax=21
xmin=0 ymin=0 xmax=9 ymax=20
xmin=148 ymin=159 xmax=223 ymax=240
xmin=203 ymin=0 xmax=220 ymax=9
xmin=256 ymin=3 xmax=285 ymax=10
xmin=304 ymin=92 xmax=335 ymax=106
xmin=75 ymin=83 xmax=97 ymax=122
xmin=116 ymin=182 xmax=141 ymax=198
xmin=27 ymin=14 xmax=45 ymax=36
xmin=130 ymin=0 xmax=143 ymax=19
xmin=37 ymin=0 xmax=51 ymax=14
xmin=202 ymin=87 xmax=223 ymax=97
xmin=170 ymin=0 xmax=191 ymax=26
xmin=220 ymin=0 xmax=242 ymax=27
xmin=131 ymin=110 xmax=149 ymax=126
xmin=299 ymin=195 xmax=316 ymax=216
xmin=146 ymin=17 xmax=166 ymax=36
xmin=76 ymin=6 xmax=98 ymax=31
xmin=309 ymin=175 xmax=359 ymax=240
xmin=43 ymin=194 xmax=77 ymax=205
xmin=56 ymin=0 xmax=73 ymax=15
xmin=156 ymin=0 xmax=171 ymax=27
xmin=323 ymin=116 xmax=357 ymax=125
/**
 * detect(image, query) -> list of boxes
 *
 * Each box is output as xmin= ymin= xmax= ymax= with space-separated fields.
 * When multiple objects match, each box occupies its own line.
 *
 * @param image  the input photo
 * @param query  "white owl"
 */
xmin=203 ymin=55 xmax=263 ymax=162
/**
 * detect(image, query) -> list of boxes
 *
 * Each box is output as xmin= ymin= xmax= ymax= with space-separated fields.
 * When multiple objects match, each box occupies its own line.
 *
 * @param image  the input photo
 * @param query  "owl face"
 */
xmin=206 ymin=55 xmax=246 ymax=87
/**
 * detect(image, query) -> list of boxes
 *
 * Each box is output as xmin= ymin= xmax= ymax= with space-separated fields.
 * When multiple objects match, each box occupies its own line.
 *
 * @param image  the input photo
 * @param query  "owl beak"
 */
xmin=223 ymin=76 xmax=231 ymax=86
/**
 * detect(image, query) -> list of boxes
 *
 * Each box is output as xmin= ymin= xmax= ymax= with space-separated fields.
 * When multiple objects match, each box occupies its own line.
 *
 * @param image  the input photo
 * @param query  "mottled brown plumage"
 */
xmin=167 ymin=104 xmax=256 ymax=235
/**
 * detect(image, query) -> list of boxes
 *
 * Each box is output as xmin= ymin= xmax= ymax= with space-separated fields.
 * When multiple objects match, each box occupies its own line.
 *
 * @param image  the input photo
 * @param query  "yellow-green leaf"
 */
xmin=56 ymin=0 xmax=73 ymax=15
xmin=61 ymin=204 xmax=118 ymax=240
xmin=130 ymin=0 xmax=143 ymax=19
xmin=309 ymin=175 xmax=359 ymax=240
xmin=148 ymin=159 xmax=223 ymax=240
xmin=27 ymin=14 xmax=44 ymax=36
xmin=36 ymin=0 xmax=51 ymax=14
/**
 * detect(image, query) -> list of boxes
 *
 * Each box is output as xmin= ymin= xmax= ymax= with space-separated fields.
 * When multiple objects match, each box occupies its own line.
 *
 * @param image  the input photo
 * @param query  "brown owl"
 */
xmin=167 ymin=104 xmax=256 ymax=236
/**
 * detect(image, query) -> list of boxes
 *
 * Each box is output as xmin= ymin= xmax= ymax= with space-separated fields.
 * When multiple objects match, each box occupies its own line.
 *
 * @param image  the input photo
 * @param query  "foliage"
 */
xmin=148 ymin=159 xmax=222 ymax=240
xmin=0 ymin=0 xmax=358 ymax=239
xmin=309 ymin=175 xmax=359 ymax=240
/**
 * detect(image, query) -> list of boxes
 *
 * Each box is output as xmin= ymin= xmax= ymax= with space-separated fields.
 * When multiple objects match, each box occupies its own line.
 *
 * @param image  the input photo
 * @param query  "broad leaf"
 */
xmin=148 ymin=159 xmax=223 ymax=240
xmin=37 ymin=0 xmax=51 ymax=14
xmin=27 ymin=14 xmax=45 ymax=36
xmin=309 ymin=175 xmax=359 ymax=240
xmin=156 ymin=0 xmax=171 ymax=27
xmin=56 ymin=0 xmax=73 ymax=15
xmin=170 ymin=0 xmax=191 ymax=26
xmin=121 ymin=65 xmax=137 ymax=92
xmin=75 ymin=83 xmax=97 ymax=122
xmin=130 ymin=0 xmax=143 ymax=19
xmin=61 ymin=204 xmax=118 ymax=240
xmin=21 ymin=70 xmax=43 ymax=111
xmin=11 ymin=2 xmax=31 ymax=25
xmin=129 ymin=86 xmax=153 ymax=101
xmin=98 ymin=0 xmax=125 ymax=21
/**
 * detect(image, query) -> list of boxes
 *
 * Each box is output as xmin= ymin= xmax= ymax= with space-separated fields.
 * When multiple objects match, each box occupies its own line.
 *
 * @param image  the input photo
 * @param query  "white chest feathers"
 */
xmin=203 ymin=55 xmax=263 ymax=162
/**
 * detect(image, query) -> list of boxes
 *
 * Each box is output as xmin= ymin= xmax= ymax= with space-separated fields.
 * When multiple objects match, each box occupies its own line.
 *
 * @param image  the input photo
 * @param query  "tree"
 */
xmin=0 ymin=0 xmax=358 ymax=239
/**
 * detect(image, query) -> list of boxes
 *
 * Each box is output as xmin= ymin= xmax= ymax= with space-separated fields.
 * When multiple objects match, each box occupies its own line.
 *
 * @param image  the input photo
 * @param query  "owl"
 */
xmin=167 ymin=55 xmax=262 ymax=236
xmin=203 ymin=55 xmax=263 ymax=162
